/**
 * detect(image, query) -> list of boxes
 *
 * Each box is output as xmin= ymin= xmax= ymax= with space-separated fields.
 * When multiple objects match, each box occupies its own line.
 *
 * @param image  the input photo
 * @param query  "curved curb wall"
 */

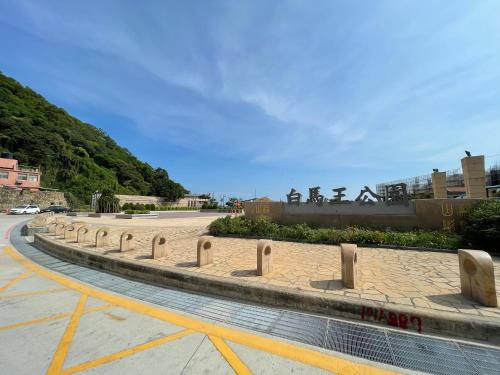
xmin=33 ymin=233 xmax=500 ymax=344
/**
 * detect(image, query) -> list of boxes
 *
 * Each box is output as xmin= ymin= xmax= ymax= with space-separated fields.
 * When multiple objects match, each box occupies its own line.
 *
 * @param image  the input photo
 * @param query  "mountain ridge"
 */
xmin=0 ymin=71 xmax=187 ymax=206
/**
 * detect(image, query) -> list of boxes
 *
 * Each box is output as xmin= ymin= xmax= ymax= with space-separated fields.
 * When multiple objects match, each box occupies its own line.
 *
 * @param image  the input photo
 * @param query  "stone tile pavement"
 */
xmin=46 ymin=216 xmax=500 ymax=319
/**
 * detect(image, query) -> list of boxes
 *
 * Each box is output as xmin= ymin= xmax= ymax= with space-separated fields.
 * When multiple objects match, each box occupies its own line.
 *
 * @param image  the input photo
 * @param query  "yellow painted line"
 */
xmin=61 ymin=329 xmax=194 ymax=374
xmin=209 ymin=335 xmax=252 ymax=375
xmin=0 ymin=304 xmax=114 ymax=332
xmin=4 ymin=246 xmax=397 ymax=375
xmin=0 ymin=271 xmax=30 ymax=292
xmin=0 ymin=287 xmax=67 ymax=301
xmin=47 ymin=294 xmax=88 ymax=375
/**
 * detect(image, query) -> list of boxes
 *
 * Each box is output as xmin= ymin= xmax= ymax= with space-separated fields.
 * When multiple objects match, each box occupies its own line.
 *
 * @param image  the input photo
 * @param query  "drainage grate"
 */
xmin=11 ymin=225 xmax=500 ymax=375
xmin=325 ymin=320 xmax=394 ymax=365
xmin=270 ymin=311 xmax=329 ymax=346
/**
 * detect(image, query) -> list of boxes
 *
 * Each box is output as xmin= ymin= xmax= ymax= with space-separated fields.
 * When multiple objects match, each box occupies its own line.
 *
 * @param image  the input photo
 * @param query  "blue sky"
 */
xmin=1 ymin=1 xmax=499 ymax=200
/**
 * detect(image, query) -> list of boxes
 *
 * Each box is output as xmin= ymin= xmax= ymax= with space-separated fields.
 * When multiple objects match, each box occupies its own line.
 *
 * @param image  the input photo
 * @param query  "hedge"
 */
xmin=463 ymin=200 xmax=500 ymax=251
xmin=208 ymin=216 xmax=462 ymax=250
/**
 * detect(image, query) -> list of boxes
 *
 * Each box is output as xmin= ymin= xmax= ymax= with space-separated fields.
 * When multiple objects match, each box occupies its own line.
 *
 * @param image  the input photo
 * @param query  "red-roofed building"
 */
xmin=0 ymin=156 xmax=41 ymax=191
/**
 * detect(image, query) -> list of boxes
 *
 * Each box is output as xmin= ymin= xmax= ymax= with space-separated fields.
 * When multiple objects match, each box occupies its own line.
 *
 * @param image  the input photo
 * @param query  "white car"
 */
xmin=9 ymin=205 xmax=40 ymax=215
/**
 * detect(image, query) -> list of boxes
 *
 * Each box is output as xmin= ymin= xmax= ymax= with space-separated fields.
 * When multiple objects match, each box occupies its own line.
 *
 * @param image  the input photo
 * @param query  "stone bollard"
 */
xmin=120 ymin=231 xmax=135 ymax=252
xmin=48 ymin=222 xmax=58 ymax=234
xmin=55 ymin=217 xmax=67 ymax=224
xmin=55 ymin=223 xmax=66 ymax=236
xmin=458 ymin=249 xmax=498 ymax=307
xmin=77 ymin=225 xmax=90 ymax=243
xmin=64 ymin=222 xmax=86 ymax=240
xmin=64 ymin=224 xmax=78 ymax=240
xmin=95 ymin=227 xmax=110 ymax=247
xmin=152 ymin=234 xmax=168 ymax=259
xmin=341 ymin=243 xmax=359 ymax=289
xmin=197 ymin=236 xmax=214 ymax=267
xmin=257 ymin=240 xmax=273 ymax=276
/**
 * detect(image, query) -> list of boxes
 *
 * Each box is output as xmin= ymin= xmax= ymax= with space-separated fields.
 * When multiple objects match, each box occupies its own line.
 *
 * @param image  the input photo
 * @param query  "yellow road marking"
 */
xmin=0 ymin=304 xmax=114 ymax=332
xmin=61 ymin=329 xmax=194 ymax=375
xmin=0 ymin=271 xmax=30 ymax=292
xmin=209 ymin=335 xmax=252 ymax=375
xmin=47 ymin=294 xmax=88 ymax=375
xmin=4 ymin=246 xmax=397 ymax=375
xmin=0 ymin=287 xmax=67 ymax=301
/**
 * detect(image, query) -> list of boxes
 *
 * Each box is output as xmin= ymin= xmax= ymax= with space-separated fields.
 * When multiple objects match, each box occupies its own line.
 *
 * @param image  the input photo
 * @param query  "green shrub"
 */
xmin=463 ymin=200 xmax=500 ymax=251
xmin=208 ymin=216 xmax=462 ymax=249
xmin=201 ymin=203 xmax=219 ymax=209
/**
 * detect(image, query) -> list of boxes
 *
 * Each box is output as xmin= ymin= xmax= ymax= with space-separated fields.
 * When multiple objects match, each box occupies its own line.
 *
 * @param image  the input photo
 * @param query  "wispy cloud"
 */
xmin=1 ymin=0 xmax=499 ymax=198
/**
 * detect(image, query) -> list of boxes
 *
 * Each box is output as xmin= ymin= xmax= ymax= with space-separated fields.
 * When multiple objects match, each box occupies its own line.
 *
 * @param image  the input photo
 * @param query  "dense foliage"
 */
xmin=209 ymin=216 xmax=463 ymax=250
xmin=201 ymin=202 xmax=219 ymax=209
xmin=463 ymin=200 xmax=500 ymax=251
xmin=0 ymin=72 xmax=187 ymax=206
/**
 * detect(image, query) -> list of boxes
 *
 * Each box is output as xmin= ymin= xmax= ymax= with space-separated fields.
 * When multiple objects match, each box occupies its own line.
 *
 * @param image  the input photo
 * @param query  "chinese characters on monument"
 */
xmin=286 ymin=183 xmax=408 ymax=206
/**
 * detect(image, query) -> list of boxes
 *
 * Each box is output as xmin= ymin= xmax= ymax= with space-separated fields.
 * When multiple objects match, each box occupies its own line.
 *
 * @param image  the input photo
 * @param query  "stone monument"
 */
xmin=461 ymin=154 xmax=487 ymax=199
xmin=431 ymin=171 xmax=447 ymax=199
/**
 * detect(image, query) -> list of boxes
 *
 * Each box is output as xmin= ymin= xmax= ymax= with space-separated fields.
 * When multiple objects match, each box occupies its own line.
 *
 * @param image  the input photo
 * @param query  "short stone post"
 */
xmin=458 ymin=249 xmax=498 ymax=307
xmin=257 ymin=240 xmax=273 ymax=276
xmin=341 ymin=243 xmax=359 ymax=289
xmin=55 ymin=217 xmax=67 ymax=224
xmin=64 ymin=225 xmax=78 ymax=240
xmin=120 ymin=231 xmax=135 ymax=252
xmin=77 ymin=225 xmax=90 ymax=243
xmin=431 ymin=171 xmax=447 ymax=199
xmin=48 ymin=222 xmax=58 ymax=234
xmin=152 ymin=234 xmax=168 ymax=259
xmin=197 ymin=236 xmax=213 ymax=266
xmin=95 ymin=227 xmax=110 ymax=247
xmin=55 ymin=223 xmax=66 ymax=236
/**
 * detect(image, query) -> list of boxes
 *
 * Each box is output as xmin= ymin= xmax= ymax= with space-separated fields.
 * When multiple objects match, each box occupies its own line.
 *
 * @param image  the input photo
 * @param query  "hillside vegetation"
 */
xmin=0 ymin=71 xmax=187 ymax=206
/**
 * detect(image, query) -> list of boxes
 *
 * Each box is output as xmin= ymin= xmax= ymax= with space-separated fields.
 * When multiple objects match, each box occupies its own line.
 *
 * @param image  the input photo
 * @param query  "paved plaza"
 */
xmin=49 ymin=215 xmax=500 ymax=318
xmin=0 ymin=214 xmax=410 ymax=375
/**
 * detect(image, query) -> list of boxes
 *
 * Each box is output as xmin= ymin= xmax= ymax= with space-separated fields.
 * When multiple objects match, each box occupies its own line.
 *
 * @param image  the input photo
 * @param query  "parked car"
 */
xmin=9 ymin=205 xmax=40 ymax=215
xmin=40 ymin=205 xmax=70 ymax=214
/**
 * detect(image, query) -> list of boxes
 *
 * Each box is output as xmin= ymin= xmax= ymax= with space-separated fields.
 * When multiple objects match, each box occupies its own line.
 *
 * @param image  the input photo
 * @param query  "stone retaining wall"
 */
xmin=0 ymin=189 xmax=66 ymax=211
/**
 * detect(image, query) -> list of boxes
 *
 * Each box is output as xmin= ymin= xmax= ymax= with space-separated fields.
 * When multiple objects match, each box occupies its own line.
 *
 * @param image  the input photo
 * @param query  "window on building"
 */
xmin=17 ymin=174 xmax=28 ymax=181
xmin=0 ymin=171 xmax=8 ymax=179
xmin=28 ymin=175 xmax=38 ymax=182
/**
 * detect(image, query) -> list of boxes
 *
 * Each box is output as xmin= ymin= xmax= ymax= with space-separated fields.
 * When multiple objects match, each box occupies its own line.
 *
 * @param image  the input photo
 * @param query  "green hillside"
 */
xmin=0 ymin=71 xmax=187 ymax=206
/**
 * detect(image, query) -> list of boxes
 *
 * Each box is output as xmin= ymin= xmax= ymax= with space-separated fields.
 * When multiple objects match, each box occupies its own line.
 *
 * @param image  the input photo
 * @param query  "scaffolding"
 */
xmin=376 ymin=162 xmax=499 ymax=200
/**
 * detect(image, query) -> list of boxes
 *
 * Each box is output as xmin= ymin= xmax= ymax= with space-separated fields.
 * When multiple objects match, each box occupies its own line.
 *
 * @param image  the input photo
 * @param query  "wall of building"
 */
xmin=0 ymin=157 xmax=41 ymax=190
xmin=244 ymin=199 xmax=483 ymax=232
xmin=116 ymin=194 xmax=209 ymax=208
xmin=0 ymin=189 xmax=66 ymax=211
xmin=116 ymin=195 xmax=165 ymax=206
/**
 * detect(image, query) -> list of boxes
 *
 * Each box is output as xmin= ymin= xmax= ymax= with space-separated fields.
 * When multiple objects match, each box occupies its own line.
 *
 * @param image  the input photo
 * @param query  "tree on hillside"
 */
xmin=0 ymin=71 xmax=188 ymax=205
xmin=151 ymin=168 xmax=188 ymax=201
